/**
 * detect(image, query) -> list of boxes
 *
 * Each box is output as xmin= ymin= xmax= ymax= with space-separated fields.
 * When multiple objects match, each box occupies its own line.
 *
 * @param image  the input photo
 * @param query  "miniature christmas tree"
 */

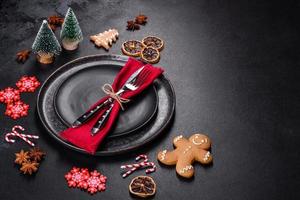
xmin=60 ymin=8 xmax=83 ymax=50
xmin=32 ymin=20 xmax=61 ymax=64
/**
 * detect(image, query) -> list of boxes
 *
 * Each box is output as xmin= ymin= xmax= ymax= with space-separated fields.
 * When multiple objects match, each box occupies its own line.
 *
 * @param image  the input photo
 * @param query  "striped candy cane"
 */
xmin=136 ymin=154 xmax=149 ymax=162
xmin=121 ymin=166 xmax=138 ymax=178
xmin=5 ymin=125 xmax=39 ymax=147
xmin=121 ymin=154 xmax=148 ymax=169
xmin=121 ymin=154 xmax=156 ymax=178
xmin=121 ymin=154 xmax=149 ymax=169
xmin=120 ymin=163 xmax=142 ymax=169
xmin=142 ymin=162 xmax=156 ymax=173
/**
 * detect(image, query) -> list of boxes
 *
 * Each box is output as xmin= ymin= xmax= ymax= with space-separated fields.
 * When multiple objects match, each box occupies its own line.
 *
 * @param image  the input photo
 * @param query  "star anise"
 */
xmin=29 ymin=147 xmax=46 ymax=162
xmin=20 ymin=161 xmax=39 ymax=175
xmin=16 ymin=50 xmax=31 ymax=63
xmin=48 ymin=15 xmax=64 ymax=31
xmin=48 ymin=15 xmax=64 ymax=26
xmin=135 ymin=14 xmax=147 ymax=25
xmin=127 ymin=20 xmax=140 ymax=31
xmin=15 ymin=150 xmax=30 ymax=165
xmin=49 ymin=24 xmax=57 ymax=31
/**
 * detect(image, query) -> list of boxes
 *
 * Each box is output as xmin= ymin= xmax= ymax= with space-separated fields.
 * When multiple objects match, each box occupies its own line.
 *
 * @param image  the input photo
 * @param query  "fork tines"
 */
xmin=134 ymin=68 xmax=151 ymax=87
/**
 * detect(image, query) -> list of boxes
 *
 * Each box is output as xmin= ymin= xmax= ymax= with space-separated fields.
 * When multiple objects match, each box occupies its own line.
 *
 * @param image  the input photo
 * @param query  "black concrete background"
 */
xmin=0 ymin=0 xmax=299 ymax=199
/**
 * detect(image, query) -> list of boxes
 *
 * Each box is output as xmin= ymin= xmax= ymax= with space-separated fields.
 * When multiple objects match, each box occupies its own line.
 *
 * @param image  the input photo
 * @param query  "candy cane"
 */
xmin=122 ymin=166 xmax=138 ymax=178
xmin=136 ymin=154 xmax=148 ymax=162
xmin=121 ymin=154 xmax=156 ymax=178
xmin=146 ymin=162 xmax=156 ymax=174
xmin=5 ymin=125 xmax=39 ymax=147
xmin=120 ymin=163 xmax=143 ymax=169
xmin=139 ymin=161 xmax=156 ymax=173
xmin=121 ymin=154 xmax=149 ymax=169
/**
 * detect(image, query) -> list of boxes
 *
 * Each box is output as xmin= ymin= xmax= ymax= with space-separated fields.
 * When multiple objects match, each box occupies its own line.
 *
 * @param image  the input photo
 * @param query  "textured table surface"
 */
xmin=0 ymin=0 xmax=299 ymax=199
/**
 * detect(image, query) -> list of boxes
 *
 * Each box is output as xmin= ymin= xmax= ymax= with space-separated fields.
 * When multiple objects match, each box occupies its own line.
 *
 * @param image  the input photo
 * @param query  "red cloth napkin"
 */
xmin=60 ymin=58 xmax=164 ymax=154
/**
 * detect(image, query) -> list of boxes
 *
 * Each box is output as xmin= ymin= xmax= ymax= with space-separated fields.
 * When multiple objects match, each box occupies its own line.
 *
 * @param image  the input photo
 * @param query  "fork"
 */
xmin=91 ymin=68 xmax=151 ymax=135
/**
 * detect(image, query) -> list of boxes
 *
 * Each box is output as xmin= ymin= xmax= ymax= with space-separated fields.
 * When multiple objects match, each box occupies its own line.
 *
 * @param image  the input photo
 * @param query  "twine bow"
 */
xmin=102 ymin=84 xmax=130 ymax=110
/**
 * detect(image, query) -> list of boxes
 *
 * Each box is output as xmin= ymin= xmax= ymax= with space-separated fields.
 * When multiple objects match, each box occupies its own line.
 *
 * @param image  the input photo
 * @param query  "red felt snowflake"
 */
xmin=65 ymin=167 xmax=90 ymax=188
xmin=0 ymin=87 xmax=21 ymax=104
xmin=65 ymin=167 xmax=107 ymax=194
xmin=5 ymin=101 xmax=29 ymax=119
xmin=16 ymin=76 xmax=40 ymax=93
xmin=86 ymin=170 xmax=107 ymax=194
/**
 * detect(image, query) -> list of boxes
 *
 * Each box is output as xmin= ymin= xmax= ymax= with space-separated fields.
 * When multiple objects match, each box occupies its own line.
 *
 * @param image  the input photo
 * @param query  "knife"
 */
xmin=71 ymin=66 xmax=145 ymax=128
xmin=91 ymin=104 xmax=114 ymax=135
xmin=71 ymin=98 xmax=113 ymax=128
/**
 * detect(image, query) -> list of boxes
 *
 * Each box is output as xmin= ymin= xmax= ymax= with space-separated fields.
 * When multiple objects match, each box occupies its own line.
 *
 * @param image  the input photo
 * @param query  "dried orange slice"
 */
xmin=142 ymin=36 xmax=164 ymax=51
xmin=129 ymin=176 xmax=156 ymax=198
xmin=140 ymin=47 xmax=160 ymax=64
xmin=121 ymin=40 xmax=144 ymax=57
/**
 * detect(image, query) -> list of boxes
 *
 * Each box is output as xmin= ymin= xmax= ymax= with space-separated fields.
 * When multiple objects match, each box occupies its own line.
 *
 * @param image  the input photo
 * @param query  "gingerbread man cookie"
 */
xmin=157 ymin=133 xmax=212 ymax=178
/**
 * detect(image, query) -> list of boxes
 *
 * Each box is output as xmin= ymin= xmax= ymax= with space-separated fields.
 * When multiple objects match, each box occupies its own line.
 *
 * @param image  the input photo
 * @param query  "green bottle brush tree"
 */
xmin=32 ymin=20 xmax=61 ymax=64
xmin=60 ymin=7 xmax=83 ymax=50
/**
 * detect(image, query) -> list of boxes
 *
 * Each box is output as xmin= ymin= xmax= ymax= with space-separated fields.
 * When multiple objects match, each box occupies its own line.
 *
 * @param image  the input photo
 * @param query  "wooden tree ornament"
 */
xmin=90 ymin=29 xmax=119 ymax=50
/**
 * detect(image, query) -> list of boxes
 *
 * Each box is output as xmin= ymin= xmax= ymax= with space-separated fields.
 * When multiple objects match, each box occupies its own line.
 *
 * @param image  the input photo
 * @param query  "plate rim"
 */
xmin=52 ymin=64 xmax=159 ymax=138
xmin=37 ymin=54 xmax=176 ymax=156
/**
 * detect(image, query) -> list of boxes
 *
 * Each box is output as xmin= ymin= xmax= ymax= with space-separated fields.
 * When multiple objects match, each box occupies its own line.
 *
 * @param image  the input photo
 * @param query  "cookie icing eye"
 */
xmin=192 ymin=135 xmax=207 ymax=146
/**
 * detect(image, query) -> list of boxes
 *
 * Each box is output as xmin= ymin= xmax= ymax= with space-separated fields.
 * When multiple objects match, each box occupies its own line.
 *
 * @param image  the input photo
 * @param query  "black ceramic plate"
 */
xmin=37 ymin=54 xmax=176 ymax=156
xmin=54 ymin=64 xmax=158 ymax=138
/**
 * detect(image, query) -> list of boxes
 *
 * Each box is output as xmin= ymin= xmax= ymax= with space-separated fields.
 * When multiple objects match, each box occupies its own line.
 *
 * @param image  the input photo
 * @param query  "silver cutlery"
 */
xmin=91 ymin=67 xmax=151 ymax=135
xmin=71 ymin=66 xmax=146 ymax=128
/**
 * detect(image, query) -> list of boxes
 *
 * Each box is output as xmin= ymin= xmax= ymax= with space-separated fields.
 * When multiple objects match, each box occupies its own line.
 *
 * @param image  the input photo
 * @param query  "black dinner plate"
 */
xmin=54 ymin=64 xmax=158 ymax=138
xmin=37 ymin=54 xmax=176 ymax=156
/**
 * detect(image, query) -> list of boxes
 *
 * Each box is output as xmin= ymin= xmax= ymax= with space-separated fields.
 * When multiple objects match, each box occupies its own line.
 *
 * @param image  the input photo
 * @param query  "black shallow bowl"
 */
xmin=37 ymin=54 xmax=176 ymax=156
xmin=53 ymin=63 xmax=158 ymax=138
